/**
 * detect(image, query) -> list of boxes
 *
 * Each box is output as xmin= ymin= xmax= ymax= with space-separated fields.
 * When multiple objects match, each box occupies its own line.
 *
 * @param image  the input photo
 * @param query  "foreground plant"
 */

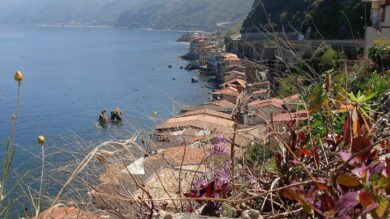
xmin=0 ymin=71 xmax=24 ymax=217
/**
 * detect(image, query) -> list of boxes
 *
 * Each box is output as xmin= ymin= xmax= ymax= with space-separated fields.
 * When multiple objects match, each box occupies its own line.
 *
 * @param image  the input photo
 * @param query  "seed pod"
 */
xmin=38 ymin=135 xmax=46 ymax=145
xmin=14 ymin=71 xmax=24 ymax=81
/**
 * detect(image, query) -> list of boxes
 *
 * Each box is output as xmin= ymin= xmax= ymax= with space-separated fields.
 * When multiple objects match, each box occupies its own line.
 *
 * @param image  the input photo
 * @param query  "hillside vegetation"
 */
xmin=241 ymin=0 xmax=369 ymax=39
xmin=116 ymin=0 xmax=253 ymax=30
xmin=0 ymin=0 xmax=253 ymax=30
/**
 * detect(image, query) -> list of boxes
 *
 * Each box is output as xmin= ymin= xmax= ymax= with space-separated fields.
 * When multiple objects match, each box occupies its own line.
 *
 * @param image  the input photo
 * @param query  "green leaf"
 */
xmin=377 ymin=177 xmax=389 ymax=188
xmin=348 ymin=92 xmax=358 ymax=102
xmin=337 ymin=174 xmax=361 ymax=187
xmin=375 ymin=198 xmax=389 ymax=218
xmin=309 ymin=83 xmax=325 ymax=113
xmin=362 ymin=92 xmax=377 ymax=102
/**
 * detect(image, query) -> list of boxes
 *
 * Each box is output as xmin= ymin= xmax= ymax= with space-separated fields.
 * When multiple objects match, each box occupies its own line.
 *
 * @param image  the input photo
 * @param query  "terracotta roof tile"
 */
xmin=282 ymin=94 xmax=304 ymax=104
xmin=159 ymin=146 xmax=207 ymax=166
xmin=156 ymin=114 xmax=234 ymax=132
xmin=34 ymin=206 xmax=101 ymax=219
xmin=212 ymin=86 xmax=240 ymax=96
xmin=272 ymin=110 xmax=309 ymax=122
xmin=209 ymin=100 xmax=236 ymax=109
xmin=252 ymin=89 xmax=269 ymax=95
xmin=248 ymin=98 xmax=284 ymax=109
xmin=176 ymin=109 xmax=232 ymax=120
xmin=222 ymin=78 xmax=247 ymax=88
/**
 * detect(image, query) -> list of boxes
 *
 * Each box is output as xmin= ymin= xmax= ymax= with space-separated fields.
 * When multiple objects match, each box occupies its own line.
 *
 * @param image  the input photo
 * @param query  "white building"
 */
xmin=364 ymin=0 xmax=390 ymax=53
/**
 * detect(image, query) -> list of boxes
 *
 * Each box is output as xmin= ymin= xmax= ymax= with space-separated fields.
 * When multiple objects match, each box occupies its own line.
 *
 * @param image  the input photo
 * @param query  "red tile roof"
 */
xmin=222 ymin=78 xmax=247 ymax=88
xmin=159 ymin=146 xmax=207 ymax=166
xmin=176 ymin=108 xmax=232 ymax=120
xmin=248 ymin=81 xmax=270 ymax=89
xmin=209 ymin=100 xmax=236 ymax=108
xmin=252 ymin=89 xmax=269 ymax=95
xmin=249 ymin=98 xmax=284 ymax=109
xmin=222 ymin=53 xmax=240 ymax=61
xmin=34 ymin=206 xmax=101 ymax=219
xmin=272 ymin=110 xmax=309 ymax=122
xmin=212 ymin=86 xmax=240 ymax=96
xmin=282 ymin=94 xmax=303 ymax=104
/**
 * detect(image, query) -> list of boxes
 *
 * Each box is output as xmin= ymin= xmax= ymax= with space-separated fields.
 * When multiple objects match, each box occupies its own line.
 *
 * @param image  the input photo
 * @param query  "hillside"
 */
xmin=116 ymin=0 xmax=254 ymax=30
xmin=241 ymin=0 xmax=369 ymax=39
xmin=0 ymin=0 xmax=253 ymax=30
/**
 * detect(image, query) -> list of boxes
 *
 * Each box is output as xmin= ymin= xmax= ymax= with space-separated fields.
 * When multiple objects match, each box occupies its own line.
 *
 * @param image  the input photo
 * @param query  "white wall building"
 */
xmin=364 ymin=0 xmax=390 ymax=53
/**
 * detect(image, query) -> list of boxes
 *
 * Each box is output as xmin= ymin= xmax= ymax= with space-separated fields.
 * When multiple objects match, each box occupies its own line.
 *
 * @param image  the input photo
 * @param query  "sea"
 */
xmin=0 ymin=25 xmax=210 ymax=214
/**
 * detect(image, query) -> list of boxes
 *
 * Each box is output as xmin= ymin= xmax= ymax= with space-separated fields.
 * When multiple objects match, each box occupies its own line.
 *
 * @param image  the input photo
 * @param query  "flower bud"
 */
xmin=38 ymin=135 xmax=46 ymax=145
xmin=14 ymin=71 xmax=24 ymax=81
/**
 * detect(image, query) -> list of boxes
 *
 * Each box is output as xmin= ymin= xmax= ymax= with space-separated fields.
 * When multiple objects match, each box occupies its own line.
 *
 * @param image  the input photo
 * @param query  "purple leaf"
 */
xmin=367 ymin=162 xmax=385 ymax=175
xmin=352 ymin=166 xmax=367 ymax=178
xmin=361 ymin=202 xmax=379 ymax=215
xmin=291 ymin=159 xmax=301 ymax=165
xmin=339 ymin=151 xmax=356 ymax=165
xmin=336 ymin=192 xmax=359 ymax=217
xmin=336 ymin=215 xmax=352 ymax=219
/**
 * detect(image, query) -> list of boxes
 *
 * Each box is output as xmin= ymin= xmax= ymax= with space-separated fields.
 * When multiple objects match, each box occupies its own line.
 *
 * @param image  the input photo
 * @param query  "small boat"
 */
xmin=191 ymin=77 xmax=199 ymax=83
xmin=168 ymin=65 xmax=173 ymax=68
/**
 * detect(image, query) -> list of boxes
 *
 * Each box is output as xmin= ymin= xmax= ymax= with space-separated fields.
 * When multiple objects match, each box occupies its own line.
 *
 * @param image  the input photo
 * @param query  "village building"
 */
xmin=247 ymin=81 xmax=270 ymax=91
xmin=364 ymin=0 xmax=390 ymax=52
xmin=223 ymin=70 xmax=247 ymax=82
xmin=246 ymin=98 xmax=287 ymax=125
xmin=221 ymin=78 xmax=247 ymax=92
xmin=207 ymin=52 xmax=241 ymax=81
xmin=152 ymin=109 xmax=234 ymax=147
xmin=181 ymin=99 xmax=236 ymax=114
xmin=282 ymin=94 xmax=305 ymax=110
xmin=33 ymin=205 xmax=103 ymax=219
xmin=272 ymin=110 xmax=310 ymax=124
xmin=189 ymin=34 xmax=209 ymax=59
xmin=271 ymin=110 xmax=310 ymax=135
xmin=198 ymin=44 xmax=216 ymax=66
xmin=250 ymin=89 xmax=270 ymax=100
xmin=211 ymin=86 xmax=241 ymax=104
xmin=93 ymin=145 xmax=208 ymax=212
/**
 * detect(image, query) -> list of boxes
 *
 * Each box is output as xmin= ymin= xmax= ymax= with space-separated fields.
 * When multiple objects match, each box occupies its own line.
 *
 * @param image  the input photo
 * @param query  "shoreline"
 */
xmin=30 ymin=24 xmax=211 ymax=33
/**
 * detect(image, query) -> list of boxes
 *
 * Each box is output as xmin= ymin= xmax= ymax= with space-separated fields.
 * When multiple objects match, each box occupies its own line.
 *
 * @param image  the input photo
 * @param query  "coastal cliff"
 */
xmin=241 ymin=0 xmax=369 ymax=39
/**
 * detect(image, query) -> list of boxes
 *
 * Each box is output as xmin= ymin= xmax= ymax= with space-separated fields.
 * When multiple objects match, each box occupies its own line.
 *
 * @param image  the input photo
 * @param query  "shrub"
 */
xmin=298 ymin=45 xmax=345 ymax=76
xmin=368 ymin=39 xmax=390 ymax=71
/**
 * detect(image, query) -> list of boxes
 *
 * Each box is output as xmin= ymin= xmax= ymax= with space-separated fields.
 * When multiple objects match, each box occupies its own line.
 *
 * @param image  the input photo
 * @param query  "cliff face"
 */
xmin=241 ymin=0 xmax=369 ymax=39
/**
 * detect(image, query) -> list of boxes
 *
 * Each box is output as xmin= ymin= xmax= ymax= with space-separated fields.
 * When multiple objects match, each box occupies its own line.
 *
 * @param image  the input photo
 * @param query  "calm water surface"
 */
xmin=0 ymin=26 xmax=210 ymax=174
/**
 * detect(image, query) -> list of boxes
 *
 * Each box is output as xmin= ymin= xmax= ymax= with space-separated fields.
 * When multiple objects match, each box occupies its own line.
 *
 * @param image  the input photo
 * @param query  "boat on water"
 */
xmin=191 ymin=77 xmax=199 ymax=83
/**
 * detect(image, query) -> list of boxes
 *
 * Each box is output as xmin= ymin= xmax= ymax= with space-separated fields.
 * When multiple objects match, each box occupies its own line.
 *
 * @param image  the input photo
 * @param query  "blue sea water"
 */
xmin=0 ymin=26 xmax=210 ymax=201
